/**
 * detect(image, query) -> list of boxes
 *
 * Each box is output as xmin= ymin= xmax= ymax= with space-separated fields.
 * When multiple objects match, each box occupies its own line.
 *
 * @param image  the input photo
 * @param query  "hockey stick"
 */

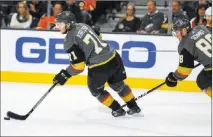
xmin=6 ymin=82 xmax=58 ymax=120
xmin=121 ymin=82 xmax=165 ymax=108
xmin=121 ymin=63 xmax=201 ymax=108
xmin=194 ymin=63 xmax=201 ymax=68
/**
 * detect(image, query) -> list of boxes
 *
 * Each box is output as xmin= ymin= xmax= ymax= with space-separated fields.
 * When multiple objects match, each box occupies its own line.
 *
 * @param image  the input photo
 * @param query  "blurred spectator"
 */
xmin=113 ymin=3 xmax=140 ymax=32
xmin=190 ymin=5 xmax=207 ymax=29
xmin=205 ymin=7 xmax=212 ymax=31
xmin=194 ymin=0 xmax=211 ymax=12
xmin=64 ymin=0 xmax=82 ymax=23
xmin=89 ymin=1 xmax=110 ymax=24
xmin=180 ymin=0 xmax=196 ymax=20
xmin=137 ymin=0 xmax=164 ymax=34
xmin=161 ymin=1 xmax=188 ymax=33
xmin=79 ymin=0 xmax=96 ymax=12
xmin=0 ymin=12 xmax=6 ymax=28
xmin=172 ymin=1 xmax=188 ymax=21
xmin=25 ymin=0 xmax=47 ymax=28
xmin=26 ymin=0 xmax=47 ymax=19
xmin=37 ymin=2 xmax=62 ymax=30
xmin=10 ymin=1 xmax=32 ymax=29
xmin=79 ymin=0 xmax=96 ymax=24
xmin=1 ymin=1 xmax=18 ymax=16
xmin=0 ymin=1 xmax=19 ymax=26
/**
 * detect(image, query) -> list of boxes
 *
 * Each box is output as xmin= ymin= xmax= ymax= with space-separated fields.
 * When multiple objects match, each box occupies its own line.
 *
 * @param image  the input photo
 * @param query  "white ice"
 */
xmin=1 ymin=82 xmax=211 ymax=136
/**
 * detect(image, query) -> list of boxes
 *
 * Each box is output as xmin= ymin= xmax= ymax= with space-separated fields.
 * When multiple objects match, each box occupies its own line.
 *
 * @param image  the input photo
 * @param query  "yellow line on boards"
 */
xmin=1 ymin=71 xmax=200 ymax=92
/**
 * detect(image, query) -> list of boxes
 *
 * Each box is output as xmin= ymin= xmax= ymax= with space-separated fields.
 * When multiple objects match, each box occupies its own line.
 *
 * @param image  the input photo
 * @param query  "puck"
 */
xmin=4 ymin=117 xmax=10 ymax=120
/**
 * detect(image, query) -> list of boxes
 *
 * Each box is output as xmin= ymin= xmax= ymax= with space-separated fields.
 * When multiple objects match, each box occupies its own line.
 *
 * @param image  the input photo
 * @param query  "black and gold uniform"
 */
xmin=53 ymin=11 xmax=141 ymax=117
xmin=166 ymin=19 xmax=212 ymax=97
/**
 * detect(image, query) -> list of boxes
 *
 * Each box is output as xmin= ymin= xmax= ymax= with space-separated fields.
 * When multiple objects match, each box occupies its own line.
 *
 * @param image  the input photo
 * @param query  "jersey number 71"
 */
xmin=83 ymin=30 xmax=107 ymax=54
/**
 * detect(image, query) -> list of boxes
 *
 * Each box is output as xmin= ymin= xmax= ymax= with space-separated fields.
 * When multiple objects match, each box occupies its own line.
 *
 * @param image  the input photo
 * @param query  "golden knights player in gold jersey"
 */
xmin=53 ymin=11 xmax=141 ymax=117
xmin=165 ymin=18 xmax=212 ymax=97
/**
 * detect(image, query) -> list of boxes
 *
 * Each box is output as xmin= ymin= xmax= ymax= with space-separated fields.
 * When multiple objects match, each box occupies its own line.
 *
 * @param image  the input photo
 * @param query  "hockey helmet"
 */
xmin=172 ymin=18 xmax=191 ymax=32
xmin=205 ymin=7 xmax=212 ymax=17
xmin=56 ymin=11 xmax=76 ymax=26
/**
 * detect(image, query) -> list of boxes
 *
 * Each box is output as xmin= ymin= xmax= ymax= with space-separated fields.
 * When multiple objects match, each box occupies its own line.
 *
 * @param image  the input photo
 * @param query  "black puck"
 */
xmin=4 ymin=117 xmax=10 ymax=120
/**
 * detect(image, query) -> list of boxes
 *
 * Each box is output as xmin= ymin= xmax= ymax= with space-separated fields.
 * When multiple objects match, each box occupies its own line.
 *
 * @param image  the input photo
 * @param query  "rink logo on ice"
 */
xmin=16 ymin=37 xmax=156 ymax=68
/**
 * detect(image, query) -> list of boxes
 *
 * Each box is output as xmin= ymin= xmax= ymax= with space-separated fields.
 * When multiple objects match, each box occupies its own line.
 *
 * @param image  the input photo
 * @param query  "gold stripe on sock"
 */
xmin=101 ymin=94 xmax=115 ymax=107
xmin=121 ymin=91 xmax=134 ymax=103
xmin=204 ymin=88 xmax=212 ymax=98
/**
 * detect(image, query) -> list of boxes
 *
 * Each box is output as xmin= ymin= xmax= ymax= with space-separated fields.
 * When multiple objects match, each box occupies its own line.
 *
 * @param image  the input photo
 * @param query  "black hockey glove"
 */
xmin=166 ymin=72 xmax=178 ymax=87
xmin=53 ymin=69 xmax=71 ymax=85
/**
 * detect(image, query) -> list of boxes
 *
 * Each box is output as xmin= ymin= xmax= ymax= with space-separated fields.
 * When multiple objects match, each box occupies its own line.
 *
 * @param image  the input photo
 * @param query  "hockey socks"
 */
xmin=117 ymin=85 xmax=136 ymax=107
xmin=204 ymin=87 xmax=212 ymax=98
xmin=97 ymin=90 xmax=121 ymax=110
xmin=117 ymin=85 xmax=141 ymax=114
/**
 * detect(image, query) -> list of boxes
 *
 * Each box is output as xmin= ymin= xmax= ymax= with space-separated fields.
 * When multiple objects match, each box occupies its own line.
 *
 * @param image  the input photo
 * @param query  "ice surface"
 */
xmin=1 ymin=82 xmax=211 ymax=136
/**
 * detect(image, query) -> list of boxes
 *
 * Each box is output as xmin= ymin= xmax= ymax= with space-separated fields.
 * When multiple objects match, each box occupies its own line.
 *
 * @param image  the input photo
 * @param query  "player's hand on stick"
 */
xmin=166 ymin=72 xmax=178 ymax=87
xmin=53 ymin=69 xmax=71 ymax=85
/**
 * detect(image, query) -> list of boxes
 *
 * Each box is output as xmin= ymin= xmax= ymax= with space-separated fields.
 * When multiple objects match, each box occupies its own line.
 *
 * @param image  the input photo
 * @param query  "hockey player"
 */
xmin=166 ymin=18 xmax=212 ymax=97
xmin=53 ymin=11 xmax=141 ymax=117
xmin=205 ymin=7 xmax=212 ymax=32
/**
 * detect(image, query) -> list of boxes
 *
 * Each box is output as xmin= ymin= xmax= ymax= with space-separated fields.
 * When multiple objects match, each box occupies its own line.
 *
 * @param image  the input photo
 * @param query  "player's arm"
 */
xmin=66 ymin=45 xmax=85 ymax=76
xmin=53 ymin=45 xmax=85 ymax=85
xmin=173 ymin=49 xmax=194 ymax=80
xmin=165 ymin=49 xmax=194 ymax=87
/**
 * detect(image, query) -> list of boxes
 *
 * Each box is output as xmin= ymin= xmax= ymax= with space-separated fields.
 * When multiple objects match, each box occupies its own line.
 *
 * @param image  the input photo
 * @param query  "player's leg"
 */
xmin=108 ymin=52 xmax=141 ymax=115
xmin=196 ymin=69 xmax=212 ymax=98
xmin=87 ymin=66 xmax=126 ymax=117
xmin=108 ymin=81 xmax=141 ymax=115
xmin=204 ymin=87 xmax=212 ymax=97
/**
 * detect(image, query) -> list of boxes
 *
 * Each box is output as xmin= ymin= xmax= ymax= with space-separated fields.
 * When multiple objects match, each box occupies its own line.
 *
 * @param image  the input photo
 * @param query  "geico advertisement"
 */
xmin=1 ymin=29 xmax=202 ymax=79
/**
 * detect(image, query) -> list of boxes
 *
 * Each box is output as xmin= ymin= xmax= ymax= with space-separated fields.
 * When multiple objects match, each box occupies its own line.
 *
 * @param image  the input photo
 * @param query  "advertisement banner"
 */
xmin=0 ymin=29 xmax=202 ymax=92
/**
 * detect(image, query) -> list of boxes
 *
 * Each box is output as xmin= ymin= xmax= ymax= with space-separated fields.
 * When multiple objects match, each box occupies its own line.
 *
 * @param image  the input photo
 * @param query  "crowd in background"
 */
xmin=113 ymin=0 xmax=212 ymax=34
xmin=0 ymin=0 xmax=212 ymax=34
xmin=0 ymin=0 xmax=98 ymax=29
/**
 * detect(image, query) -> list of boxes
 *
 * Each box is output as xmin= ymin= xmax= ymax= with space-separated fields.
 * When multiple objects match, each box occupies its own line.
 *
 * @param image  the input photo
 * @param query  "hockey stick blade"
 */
xmin=6 ymin=83 xmax=57 ymax=121
xmin=7 ymin=111 xmax=28 ymax=120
